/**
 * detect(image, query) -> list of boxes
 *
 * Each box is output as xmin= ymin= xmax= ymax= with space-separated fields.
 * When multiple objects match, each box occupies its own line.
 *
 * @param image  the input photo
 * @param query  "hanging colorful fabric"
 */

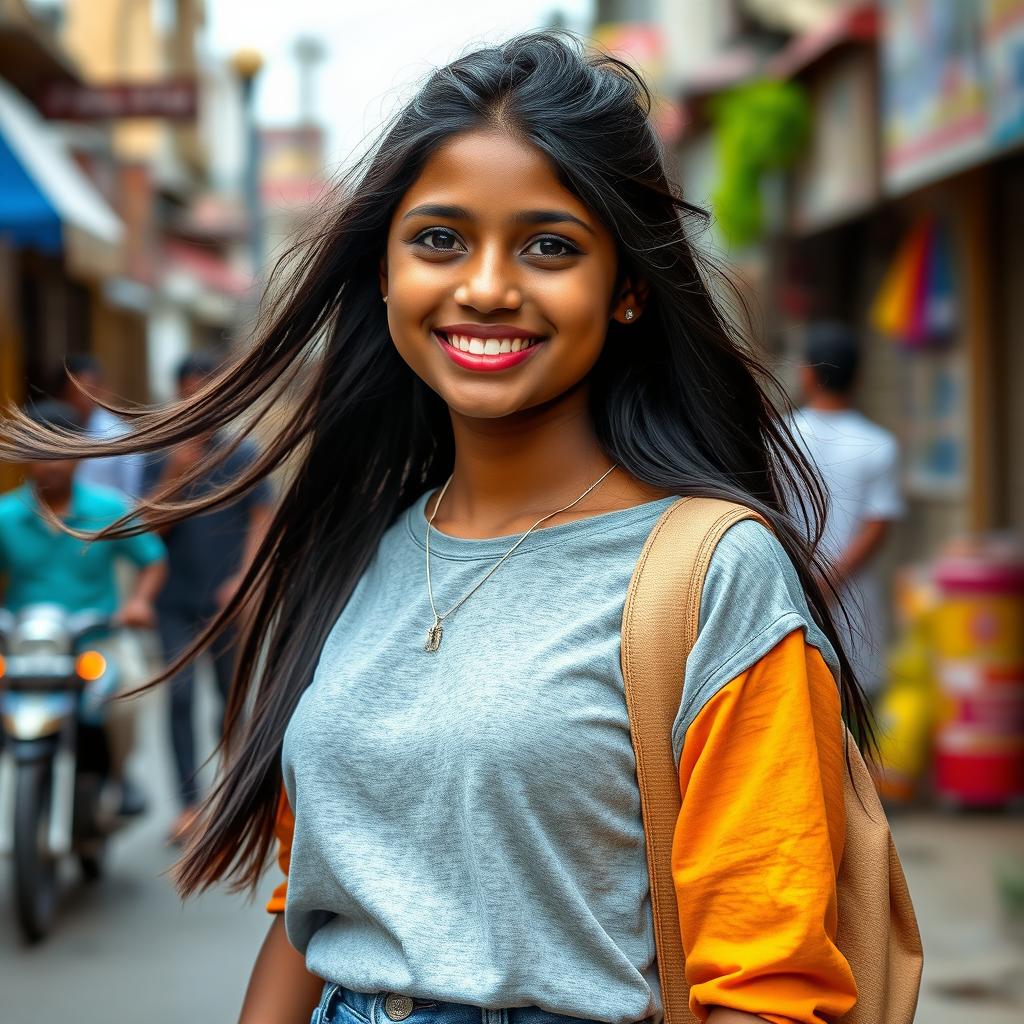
xmin=870 ymin=216 xmax=956 ymax=348
xmin=870 ymin=219 xmax=928 ymax=341
xmin=922 ymin=219 xmax=956 ymax=345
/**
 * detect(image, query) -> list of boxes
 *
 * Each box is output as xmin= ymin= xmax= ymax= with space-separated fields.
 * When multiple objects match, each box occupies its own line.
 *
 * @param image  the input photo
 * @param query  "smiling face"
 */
xmin=381 ymin=129 xmax=641 ymax=421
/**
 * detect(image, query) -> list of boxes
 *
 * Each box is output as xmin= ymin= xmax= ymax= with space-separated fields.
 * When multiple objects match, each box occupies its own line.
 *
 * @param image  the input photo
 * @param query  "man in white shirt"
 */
xmin=789 ymin=322 xmax=905 ymax=698
xmin=60 ymin=354 xmax=145 ymax=500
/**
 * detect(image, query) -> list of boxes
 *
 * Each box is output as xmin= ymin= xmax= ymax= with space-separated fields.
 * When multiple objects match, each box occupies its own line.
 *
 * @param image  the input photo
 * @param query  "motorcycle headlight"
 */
xmin=75 ymin=650 xmax=107 ymax=682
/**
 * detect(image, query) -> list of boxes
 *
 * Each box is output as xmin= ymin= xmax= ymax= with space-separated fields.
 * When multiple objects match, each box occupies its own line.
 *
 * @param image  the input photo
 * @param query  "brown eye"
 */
xmin=523 ymin=236 xmax=580 ymax=258
xmin=415 ymin=229 xmax=465 ymax=252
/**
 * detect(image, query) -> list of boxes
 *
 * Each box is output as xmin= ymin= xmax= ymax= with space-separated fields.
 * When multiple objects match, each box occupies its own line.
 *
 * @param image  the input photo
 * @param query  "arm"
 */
xmin=674 ymin=630 xmax=857 ymax=1024
xmin=834 ymin=434 xmax=903 ymax=582
xmin=112 ymin=513 xmax=168 ymax=628
xmin=216 ymin=500 xmax=274 ymax=609
xmin=832 ymin=518 xmax=889 ymax=582
xmin=240 ymin=789 xmax=320 ymax=1022
xmin=238 ymin=915 xmax=324 ymax=1024
xmin=115 ymin=558 xmax=166 ymax=628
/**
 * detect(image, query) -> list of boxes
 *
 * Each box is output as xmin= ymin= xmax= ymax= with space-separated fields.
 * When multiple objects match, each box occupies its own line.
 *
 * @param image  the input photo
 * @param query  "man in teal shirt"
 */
xmin=0 ymin=400 xmax=166 ymax=813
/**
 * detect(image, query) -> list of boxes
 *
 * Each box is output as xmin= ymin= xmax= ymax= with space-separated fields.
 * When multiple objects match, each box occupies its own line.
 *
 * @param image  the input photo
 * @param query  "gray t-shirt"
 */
xmin=280 ymin=492 xmax=837 ymax=1024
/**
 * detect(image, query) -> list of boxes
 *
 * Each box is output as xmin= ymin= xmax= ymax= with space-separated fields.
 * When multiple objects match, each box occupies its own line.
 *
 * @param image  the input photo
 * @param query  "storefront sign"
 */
xmin=882 ymin=0 xmax=1024 ymax=193
xmin=40 ymin=80 xmax=197 ymax=121
xmin=986 ymin=1 xmax=1024 ymax=145
xmin=882 ymin=0 xmax=989 ymax=193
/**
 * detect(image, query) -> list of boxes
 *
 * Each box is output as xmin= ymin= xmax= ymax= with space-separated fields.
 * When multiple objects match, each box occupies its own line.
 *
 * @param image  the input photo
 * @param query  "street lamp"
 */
xmin=231 ymin=49 xmax=265 ymax=280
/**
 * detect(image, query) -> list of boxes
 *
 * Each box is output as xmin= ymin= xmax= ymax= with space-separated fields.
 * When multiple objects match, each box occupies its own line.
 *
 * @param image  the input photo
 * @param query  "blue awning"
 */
xmin=0 ymin=77 xmax=121 ymax=255
xmin=0 ymin=127 xmax=61 ymax=251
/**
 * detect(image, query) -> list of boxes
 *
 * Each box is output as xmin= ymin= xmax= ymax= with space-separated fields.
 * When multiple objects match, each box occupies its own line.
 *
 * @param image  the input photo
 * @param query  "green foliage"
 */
xmin=709 ymin=79 xmax=810 ymax=247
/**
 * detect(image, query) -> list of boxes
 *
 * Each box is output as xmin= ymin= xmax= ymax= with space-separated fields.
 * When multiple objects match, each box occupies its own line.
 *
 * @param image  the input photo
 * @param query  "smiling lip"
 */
xmin=432 ymin=329 xmax=546 ymax=372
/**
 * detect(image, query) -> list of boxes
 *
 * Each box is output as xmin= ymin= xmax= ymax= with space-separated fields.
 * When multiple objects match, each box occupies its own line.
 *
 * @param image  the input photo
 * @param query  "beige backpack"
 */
xmin=620 ymin=497 xmax=923 ymax=1024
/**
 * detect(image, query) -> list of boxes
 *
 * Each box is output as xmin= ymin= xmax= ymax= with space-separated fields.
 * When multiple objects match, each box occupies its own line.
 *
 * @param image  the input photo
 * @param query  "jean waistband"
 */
xmin=314 ymin=984 xmax=614 ymax=1024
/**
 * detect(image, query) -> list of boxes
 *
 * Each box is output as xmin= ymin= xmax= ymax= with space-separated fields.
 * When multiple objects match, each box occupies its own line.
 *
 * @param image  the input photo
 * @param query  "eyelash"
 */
xmin=410 ymin=228 xmax=581 ymax=259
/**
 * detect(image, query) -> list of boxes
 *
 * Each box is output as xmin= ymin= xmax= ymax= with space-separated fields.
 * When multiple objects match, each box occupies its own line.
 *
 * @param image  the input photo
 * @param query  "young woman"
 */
xmin=4 ymin=32 xmax=866 ymax=1024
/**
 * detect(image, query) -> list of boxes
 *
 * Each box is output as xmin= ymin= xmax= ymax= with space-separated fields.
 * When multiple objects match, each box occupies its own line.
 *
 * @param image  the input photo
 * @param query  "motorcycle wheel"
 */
xmin=13 ymin=759 xmax=59 ymax=942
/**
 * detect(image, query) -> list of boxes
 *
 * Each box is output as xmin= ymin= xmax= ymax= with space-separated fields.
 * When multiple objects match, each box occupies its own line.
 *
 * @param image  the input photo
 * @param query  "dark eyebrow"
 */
xmin=402 ymin=203 xmax=595 ymax=236
xmin=510 ymin=209 xmax=596 ymax=236
xmin=402 ymin=203 xmax=472 ymax=222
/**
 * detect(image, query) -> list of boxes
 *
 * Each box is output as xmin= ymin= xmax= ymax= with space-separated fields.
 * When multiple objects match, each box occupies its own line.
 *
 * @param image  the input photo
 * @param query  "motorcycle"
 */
xmin=0 ymin=603 xmax=136 ymax=942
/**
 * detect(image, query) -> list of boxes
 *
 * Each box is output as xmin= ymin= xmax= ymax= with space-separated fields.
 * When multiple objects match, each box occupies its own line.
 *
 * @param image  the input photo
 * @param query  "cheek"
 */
xmin=536 ymin=264 xmax=614 ymax=348
xmin=386 ymin=244 xmax=443 ymax=323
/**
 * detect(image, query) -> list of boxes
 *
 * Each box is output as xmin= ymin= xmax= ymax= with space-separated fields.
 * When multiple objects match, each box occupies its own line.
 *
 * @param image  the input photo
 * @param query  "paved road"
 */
xmin=0 ymin=665 xmax=271 ymax=1023
xmin=892 ymin=810 xmax=1024 ymax=1024
xmin=1 ymin=660 xmax=1022 ymax=1023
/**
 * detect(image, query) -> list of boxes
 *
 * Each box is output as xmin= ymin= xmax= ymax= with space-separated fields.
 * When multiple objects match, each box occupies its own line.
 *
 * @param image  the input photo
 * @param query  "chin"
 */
xmin=439 ymin=382 xmax=543 ymax=421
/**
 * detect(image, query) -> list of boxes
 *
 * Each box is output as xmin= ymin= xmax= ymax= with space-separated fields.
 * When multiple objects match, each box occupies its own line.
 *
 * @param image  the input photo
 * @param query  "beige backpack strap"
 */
xmin=621 ymin=496 xmax=768 ymax=1024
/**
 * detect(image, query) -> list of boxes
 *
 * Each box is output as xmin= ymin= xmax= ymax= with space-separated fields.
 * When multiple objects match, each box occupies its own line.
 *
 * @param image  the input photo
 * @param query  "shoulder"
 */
xmin=701 ymin=519 xmax=796 ymax=618
xmin=841 ymin=410 xmax=897 ymax=446
xmin=0 ymin=486 xmax=29 ymax=517
xmin=672 ymin=518 xmax=840 ymax=756
xmin=74 ymin=482 xmax=130 ymax=521
xmin=698 ymin=520 xmax=821 ymax=656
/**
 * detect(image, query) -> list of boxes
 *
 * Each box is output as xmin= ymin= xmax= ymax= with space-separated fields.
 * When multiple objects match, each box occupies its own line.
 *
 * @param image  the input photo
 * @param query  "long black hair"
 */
xmin=1 ymin=31 xmax=869 ymax=896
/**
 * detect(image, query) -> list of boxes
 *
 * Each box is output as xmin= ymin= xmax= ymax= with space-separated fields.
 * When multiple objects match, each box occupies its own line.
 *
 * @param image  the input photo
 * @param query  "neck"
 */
xmin=808 ymin=392 xmax=852 ymax=412
xmin=439 ymin=385 xmax=615 ymax=533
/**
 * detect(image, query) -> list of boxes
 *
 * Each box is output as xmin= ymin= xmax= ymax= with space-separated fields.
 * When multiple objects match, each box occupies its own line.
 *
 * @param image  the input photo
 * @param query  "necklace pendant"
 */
xmin=425 ymin=619 xmax=444 ymax=653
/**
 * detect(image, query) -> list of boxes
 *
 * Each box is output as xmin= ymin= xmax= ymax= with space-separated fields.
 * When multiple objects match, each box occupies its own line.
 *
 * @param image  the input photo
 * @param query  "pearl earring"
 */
xmin=624 ymin=307 xmax=634 ymax=321
xmin=383 ymin=295 xmax=388 ymax=304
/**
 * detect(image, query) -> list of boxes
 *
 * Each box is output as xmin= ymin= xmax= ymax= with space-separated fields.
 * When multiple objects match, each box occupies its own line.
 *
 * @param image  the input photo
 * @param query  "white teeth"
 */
xmin=442 ymin=332 xmax=543 ymax=355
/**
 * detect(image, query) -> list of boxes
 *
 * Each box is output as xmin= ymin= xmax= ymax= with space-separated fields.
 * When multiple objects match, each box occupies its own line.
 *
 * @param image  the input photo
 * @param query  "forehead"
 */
xmin=396 ymin=130 xmax=592 ymax=221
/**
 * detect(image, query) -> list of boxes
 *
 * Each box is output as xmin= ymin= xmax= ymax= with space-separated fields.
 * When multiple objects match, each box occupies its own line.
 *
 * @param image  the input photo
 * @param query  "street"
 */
xmin=891 ymin=811 xmax=1024 ymax=1024
xmin=0 ymin=663 xmax=269 ymax=1022
xmin=0 ymin=662 xmax=1022 ymax=1023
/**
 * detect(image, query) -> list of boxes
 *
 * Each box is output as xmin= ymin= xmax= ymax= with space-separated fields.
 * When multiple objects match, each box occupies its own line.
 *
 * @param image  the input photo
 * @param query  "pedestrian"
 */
xmin=6 ymin=34 xmax=878 ymax=1024
xmin=790 ymin=322 xmax=905 ymax=699
xmin=0 ymin=400 xmax=166 ymax=815
xmin=59 ymin=353 xmax=145 ymax=500
xmin=142 ymin=352 xmax=274 ymax=845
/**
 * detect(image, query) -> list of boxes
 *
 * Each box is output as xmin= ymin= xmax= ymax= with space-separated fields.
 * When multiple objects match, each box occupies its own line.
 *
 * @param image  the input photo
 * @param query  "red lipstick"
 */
xmin=431 ymin=328 xmax=546 ymax=372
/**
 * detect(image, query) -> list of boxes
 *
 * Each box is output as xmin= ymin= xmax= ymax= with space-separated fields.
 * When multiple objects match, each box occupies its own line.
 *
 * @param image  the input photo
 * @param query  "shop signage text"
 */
xmin=40 ymin=80 xmax=197 ymax=121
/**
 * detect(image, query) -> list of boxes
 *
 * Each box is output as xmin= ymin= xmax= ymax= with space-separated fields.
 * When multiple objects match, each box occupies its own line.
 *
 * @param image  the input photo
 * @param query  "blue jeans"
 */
xmin=311 ymin=985 xmax=602 ymax=1024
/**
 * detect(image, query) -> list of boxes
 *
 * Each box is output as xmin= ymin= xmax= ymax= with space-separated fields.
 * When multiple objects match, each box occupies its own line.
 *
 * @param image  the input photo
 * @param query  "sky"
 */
xmin=206 ymin=0 xmax=594 ymax=173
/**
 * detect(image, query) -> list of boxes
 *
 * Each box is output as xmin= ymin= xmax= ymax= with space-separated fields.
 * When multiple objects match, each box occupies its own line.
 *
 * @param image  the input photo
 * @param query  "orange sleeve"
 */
xmin=265 ymin=786 xmax=295 ymax=914
xmin=673 ymin=628 xmax=857 ymax=1024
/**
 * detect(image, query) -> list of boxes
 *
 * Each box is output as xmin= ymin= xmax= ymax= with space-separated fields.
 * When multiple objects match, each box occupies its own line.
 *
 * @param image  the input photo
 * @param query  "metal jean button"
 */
xmin=384 ymin=994 xmax=415 ymax=1022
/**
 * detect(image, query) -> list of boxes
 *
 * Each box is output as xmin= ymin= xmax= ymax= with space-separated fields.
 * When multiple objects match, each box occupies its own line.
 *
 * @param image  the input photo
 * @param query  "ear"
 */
xmin=610 ymin=275 xmax=650 ymax=324
xmin=378 ymin=258 xmax=388 ymax=302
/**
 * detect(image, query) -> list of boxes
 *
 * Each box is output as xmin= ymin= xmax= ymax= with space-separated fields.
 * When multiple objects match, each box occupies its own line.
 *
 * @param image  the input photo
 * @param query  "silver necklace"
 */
xmin=423 ymin=464 xmax=617 ymax=652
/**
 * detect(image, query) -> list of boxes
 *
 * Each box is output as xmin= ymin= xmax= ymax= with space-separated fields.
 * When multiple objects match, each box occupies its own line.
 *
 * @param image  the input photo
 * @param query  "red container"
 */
xmin=932 ymin=547 xmax=1024 ymax=807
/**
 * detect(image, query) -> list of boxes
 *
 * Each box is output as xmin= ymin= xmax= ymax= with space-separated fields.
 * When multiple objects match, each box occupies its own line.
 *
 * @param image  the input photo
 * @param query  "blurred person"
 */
xmin=0 ymin=400 xmax=166 ymax=815
xmin=790 ymin=322 xmax=905 ymax=698
xmin=143 ymin=352 xmax=274 ymax=845
xmin=4 ymin=35 xmax=903 ymax=1024
xmin=60 ymin=353 xmax=145 ymax=499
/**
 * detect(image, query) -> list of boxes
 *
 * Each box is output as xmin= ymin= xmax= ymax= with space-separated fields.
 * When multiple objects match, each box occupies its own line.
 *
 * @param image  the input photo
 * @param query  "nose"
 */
xmin=454 ymin=244 xmax=522 ymax=312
